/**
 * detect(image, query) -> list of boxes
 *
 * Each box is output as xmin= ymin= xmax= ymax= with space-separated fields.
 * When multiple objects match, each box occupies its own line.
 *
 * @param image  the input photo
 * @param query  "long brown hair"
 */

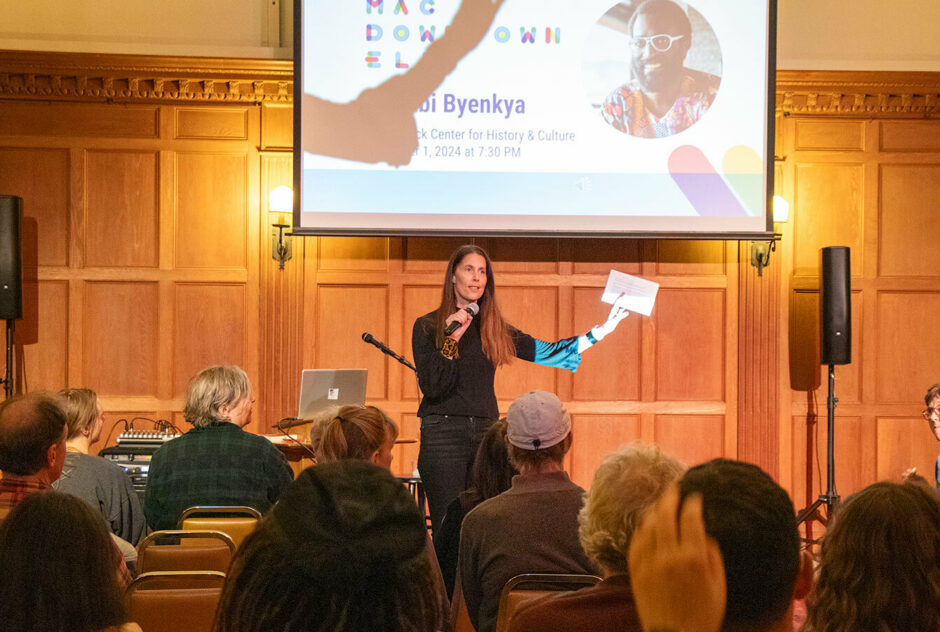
xmin=0 ymin=492 xmax=128 ymax=632
xmin=804 ymin=481 xmax=940 ymax=632
xmin=435 ymin=245 xmax=515 ymax=366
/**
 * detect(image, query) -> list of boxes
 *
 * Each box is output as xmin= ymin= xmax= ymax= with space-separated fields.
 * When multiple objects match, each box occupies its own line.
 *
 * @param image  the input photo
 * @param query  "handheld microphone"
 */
xmin=444 ymin=302 xmax=479 ymax=336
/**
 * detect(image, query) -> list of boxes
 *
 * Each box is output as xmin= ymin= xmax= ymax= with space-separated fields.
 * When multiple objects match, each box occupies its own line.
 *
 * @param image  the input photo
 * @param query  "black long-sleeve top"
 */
xmin=412 ymin=311 xmax=535 ymax=419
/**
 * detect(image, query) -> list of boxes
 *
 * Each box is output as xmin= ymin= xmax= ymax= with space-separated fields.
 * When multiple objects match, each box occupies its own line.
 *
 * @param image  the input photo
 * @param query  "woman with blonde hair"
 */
xmin=317 ymin=405 xmax=399 ymax=470
xmin=53 ymin=388 xmax=145 ymax=545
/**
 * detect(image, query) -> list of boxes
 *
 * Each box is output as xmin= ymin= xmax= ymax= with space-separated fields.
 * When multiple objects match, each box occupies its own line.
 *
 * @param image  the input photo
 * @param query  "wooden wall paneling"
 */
xmin=654 ymin=415 xmax=725 ymax=468
xmin=880 ymin=120 xmax=940 ymax=152
xmin=0 ymin=280 xmax=70 ymax=391
xmin=158 ymin=148 xmax=175 ymax=271
xmin=318 ymin=237 xmax=390 ymax=272
xmin=878 ymin=164 xmax=940 ymax=277
xmin=241 ymin=108 xmax=262 ymax=431
xmin=0 ymin=101 xmax=159 ymax=139
xmin=874 ymin=291 xmax=940 ymax=403
xmin=0 ymin=146 xmax=70 ymax=266
xmin=260 ymin=103 xmax=293 ymax=151
xmin=793 ymin=119 xmax=866 ymax=152
xmin=655 ymin=240 xmax=726 ymax=277
xmin=175 ymin=107 xmax=249 ymax=141
xmin=654 ymin=288 xmax=726 ymax=402
xmin=174 ymin=151 xmax=248 ymax=269
xmin=789 ymin=414 xmax=876 ymax=509
xmin=172 ymin=283 xmax=248 ymax=396
xmin=82 ymin=281 xmax=159 ymax=396
xmin=496 ymin=286 xmax=560 ymax=404
xmin=793 ymin=162 xmax=865 ymax=275
xmin=84 ymin=149 xmax=159 ymax=268
xmin=69 ymin=146 xmax=85 ymax=270
xmin=395 ymin=413 xmax=421 ymax=478
xmin=401 ymin=285 xmax=442 ymax=403
xmin=401 ymin=236 xmax=469 ymax=272
xmin=875 ymin=416 xmax=939 ymax=485
xmin=570 ymin=285 xmax=641 ymax=402
xmin=566 ymin=238 xmax=642 ymax=276
xmin=737 ymin=238 xmax=780 ymax=476
xmin=258 ymin=152 xmax=305 ymax=426
xmin=569 ymin=414 xmax=641 ymax=489
xmin=316 ymin=285 xmax=389 ymax=402
xmin=482 ymin=238 xmax=559 ymax=274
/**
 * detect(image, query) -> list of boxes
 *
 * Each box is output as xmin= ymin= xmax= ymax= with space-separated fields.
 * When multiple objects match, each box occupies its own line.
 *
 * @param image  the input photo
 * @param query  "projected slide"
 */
xmin=295 ymin=0 xmax=775 ymax=236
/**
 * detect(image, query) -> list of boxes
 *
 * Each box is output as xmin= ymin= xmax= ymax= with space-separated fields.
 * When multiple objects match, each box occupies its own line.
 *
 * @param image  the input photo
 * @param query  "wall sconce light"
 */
xmin=269 ymin=185 xmax=293 ymax=270
xmin=750 ymin=196 xmax=789 ymax=277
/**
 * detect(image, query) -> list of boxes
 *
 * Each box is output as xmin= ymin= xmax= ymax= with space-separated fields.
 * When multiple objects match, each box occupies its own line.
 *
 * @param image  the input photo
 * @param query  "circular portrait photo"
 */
xmin=584 ymin=0 xmax=722 ymax=139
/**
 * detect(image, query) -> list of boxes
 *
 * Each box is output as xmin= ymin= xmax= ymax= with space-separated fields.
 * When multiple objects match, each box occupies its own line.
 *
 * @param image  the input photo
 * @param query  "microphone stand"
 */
xmin=362 ymin=333 xmax=417 ymax=372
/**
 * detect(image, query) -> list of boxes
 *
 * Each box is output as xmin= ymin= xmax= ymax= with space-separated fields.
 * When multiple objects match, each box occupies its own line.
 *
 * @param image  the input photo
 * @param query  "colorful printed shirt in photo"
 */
xmin=601 ymin=69 xmax=720 ymax=138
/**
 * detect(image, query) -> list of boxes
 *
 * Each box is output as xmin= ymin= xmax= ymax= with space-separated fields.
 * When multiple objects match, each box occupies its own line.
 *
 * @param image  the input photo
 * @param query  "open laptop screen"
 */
xmin=297 ymin=369 xmax=368 ymax=419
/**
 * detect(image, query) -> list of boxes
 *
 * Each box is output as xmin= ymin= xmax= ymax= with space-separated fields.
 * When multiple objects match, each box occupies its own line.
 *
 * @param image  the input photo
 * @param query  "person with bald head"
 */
xmin=0 ymin=393 xmax=68 ymax=520
xmin=601 ymin=0 xmax=720 ymax=138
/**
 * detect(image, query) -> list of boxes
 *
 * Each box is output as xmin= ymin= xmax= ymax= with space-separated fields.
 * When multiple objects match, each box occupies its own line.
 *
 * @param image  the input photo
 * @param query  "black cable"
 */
xmin=101 ymin=418 xmax=129 ymax=449
xmin=275 ymin=417 xmax=318 ymax=462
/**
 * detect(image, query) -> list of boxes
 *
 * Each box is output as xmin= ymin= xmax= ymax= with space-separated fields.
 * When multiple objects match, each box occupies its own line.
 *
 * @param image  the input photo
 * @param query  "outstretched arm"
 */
xmin=577 ymin=292 xmax=630 ymax=353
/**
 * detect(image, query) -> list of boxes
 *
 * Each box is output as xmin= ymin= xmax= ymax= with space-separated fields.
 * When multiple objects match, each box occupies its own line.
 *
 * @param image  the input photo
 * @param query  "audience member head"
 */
xmin=463 ymin=419 xmax=517 ymax=505
xmin=57 ymin=388 xmax=103 ymax=443
xmin=213 ymin=460 xmax=446 ymax=632
xmin=579 ymin=442 xmax=684 ymax=575
xmin=505 ymin=390 xmax=572 ymax=471
xmin=679 ymin=459 xmax=808 ymax=632
xmin=805 ymin=481 xmax=940 ymax=632
xmin=317 ymin=405 xmax=399 ymax=470
xmin=0 ymin=491 xmax=127 ymax=632
xmin=0 ymin=392 xmax=67 ymax=479
xmin=184 ymin=365 xmax=254 ymax=428
xmin=923 ymin=382 xmax=940 ymax=441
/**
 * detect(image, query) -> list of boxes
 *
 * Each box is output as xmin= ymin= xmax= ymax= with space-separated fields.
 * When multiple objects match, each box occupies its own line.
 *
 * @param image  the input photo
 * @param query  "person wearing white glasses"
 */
xmin=601 ymin=0 xmax=720 ymax=138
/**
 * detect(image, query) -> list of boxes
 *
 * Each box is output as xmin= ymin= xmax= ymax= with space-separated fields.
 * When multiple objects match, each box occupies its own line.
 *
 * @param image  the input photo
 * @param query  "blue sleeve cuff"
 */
xmin=533 ymin=337 xmax=582 ymax=372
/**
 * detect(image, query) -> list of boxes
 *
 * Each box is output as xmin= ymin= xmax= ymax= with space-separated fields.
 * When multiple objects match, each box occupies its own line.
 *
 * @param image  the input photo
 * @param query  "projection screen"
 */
xmin=293 ymin=0 xmax=777 ymax=238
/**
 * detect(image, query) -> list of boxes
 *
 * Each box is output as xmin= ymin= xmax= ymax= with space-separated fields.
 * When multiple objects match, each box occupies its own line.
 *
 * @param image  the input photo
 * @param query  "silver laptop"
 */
xmin=297 ymin=369 xmax=368 ymax=420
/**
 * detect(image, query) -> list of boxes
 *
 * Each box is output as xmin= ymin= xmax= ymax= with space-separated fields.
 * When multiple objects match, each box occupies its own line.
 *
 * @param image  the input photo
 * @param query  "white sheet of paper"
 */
xmin=602 ymin=270 xmax=659 ymax=317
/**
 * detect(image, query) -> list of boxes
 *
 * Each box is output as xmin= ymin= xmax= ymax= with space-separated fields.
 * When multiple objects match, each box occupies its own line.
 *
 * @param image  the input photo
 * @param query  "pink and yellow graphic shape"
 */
xmin=668 ymin=145 xmax=763 ymax=217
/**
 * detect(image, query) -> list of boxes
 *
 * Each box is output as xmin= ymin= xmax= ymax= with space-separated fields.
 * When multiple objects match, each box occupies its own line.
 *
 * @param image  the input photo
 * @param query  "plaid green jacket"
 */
xmin=144 ymin=422 xmax=294 ymax=531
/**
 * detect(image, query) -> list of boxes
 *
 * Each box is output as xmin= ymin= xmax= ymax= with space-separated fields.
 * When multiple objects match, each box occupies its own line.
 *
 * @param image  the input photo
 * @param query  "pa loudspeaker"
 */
xmin=820 ymin=246 xmax=851 ymax=365
xmin=0 ymin=195 xmax=23 ymax=321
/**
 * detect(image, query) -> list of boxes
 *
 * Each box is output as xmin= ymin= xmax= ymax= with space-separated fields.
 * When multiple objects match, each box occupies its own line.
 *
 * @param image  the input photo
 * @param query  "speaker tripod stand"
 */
xmin=1 ymin=319 xmax=13 ymax=400
xmin=795 ymin=363 xmax=841 ymax=543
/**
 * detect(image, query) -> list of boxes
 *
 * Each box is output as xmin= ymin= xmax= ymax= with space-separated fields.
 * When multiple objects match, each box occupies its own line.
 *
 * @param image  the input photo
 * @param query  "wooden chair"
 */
xmin=178 ymin=505 xmax=262 ymax=548
xmin=124 ymin=571 xmax=226 ymax=632
xmin=450 ymin=572 xmax=475 ymax=632
xmin=136 ymin=530 xmax=235 ymax=574
xmin=494 ymin=573 xmax=602 ymax=632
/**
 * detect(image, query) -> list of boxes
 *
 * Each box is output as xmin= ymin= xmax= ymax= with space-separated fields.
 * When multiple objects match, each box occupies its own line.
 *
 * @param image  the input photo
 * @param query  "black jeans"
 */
xmin=417 ymin=414 xmax=495 ymax=534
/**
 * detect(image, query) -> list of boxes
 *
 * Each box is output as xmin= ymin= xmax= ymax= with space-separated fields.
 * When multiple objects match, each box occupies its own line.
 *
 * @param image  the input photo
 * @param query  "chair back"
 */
xmin=494 ymin=573 xmax=602 ymax=632
xmin=178 ymin=505 xmax=262 ymax=548
xmin=124 ymin=571 xmax=225 ymax=632
xmin=450 ymin=573 xmax=475 ymax=632
xmin=137 ymin=530 xmax=235 ymax=574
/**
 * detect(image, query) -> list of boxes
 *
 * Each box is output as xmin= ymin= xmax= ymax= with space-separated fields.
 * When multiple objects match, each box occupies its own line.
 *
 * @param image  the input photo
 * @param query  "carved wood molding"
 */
xmin=1 ymin=51 xmax=937 ymax=115
xmin=776 ymin=70 xmax=940 ymax=117
xmin=0 ymin=50 xmax=293 ymax=104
